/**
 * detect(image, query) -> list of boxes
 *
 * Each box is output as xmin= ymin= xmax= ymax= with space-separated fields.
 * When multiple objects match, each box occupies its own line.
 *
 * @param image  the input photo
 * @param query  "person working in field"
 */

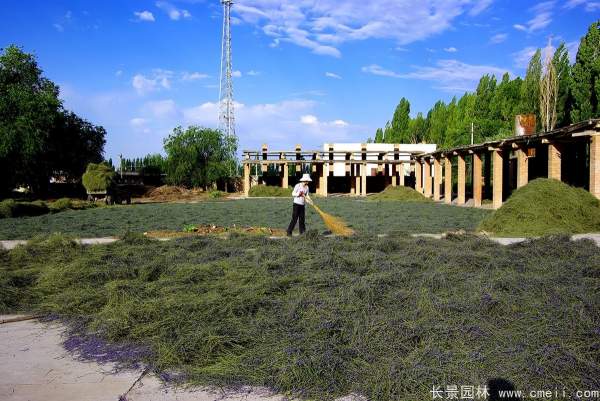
xmin=287 ymin=174 xmax=312 ymax=236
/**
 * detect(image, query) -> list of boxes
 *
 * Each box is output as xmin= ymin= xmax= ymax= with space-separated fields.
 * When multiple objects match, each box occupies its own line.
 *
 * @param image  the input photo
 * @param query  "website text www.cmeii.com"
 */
xmin=430 ymin=385 xmax=600 ymax=399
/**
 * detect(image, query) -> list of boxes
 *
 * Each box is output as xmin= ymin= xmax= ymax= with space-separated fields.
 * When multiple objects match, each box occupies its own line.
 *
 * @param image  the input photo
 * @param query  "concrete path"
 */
xmin=0 ymin=317 xmax=300 ymax=401
xmin=2 ymin=233 xmax=599 ymax=251
xmin=0 ymin=316 xmax=366 ymax=401
xmin=0 ymin=237 xmax=118 ymax=251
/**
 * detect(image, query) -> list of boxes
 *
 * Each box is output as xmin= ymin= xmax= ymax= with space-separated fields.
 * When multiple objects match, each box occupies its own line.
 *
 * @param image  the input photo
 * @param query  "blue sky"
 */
xmin=1 ymin=1 xmax=598 ymax=161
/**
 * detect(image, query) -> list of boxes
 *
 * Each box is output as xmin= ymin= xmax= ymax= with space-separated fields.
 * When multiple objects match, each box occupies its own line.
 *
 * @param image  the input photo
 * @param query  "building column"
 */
xmin=548 ymin=143 xmax=562 ymax=181
xmin=399 ymin=163 xmax=405 ymax=186
xmin=282 ymin=162 xmax=289 ymax=189
xmin=321 ymin=164 xmax=328 ymax=197
xmin=355 ymin=165 xmax=361 ymax=196
xmin=261 ymin=144 xmax=268 ymax=173
xmin=516 ymin=147 xmax=528 ymax=188
xmin=243 ymin=163 xmax=250 ymax=196
xmin=591 ymin=136 xmax=600 ymax=199
xmin=492 ymin=150 xmax=504 ymax=209
xmin=473 ymin=153 xmax=482 ymax=207
xmin=361 ymin=163 xmax=367 ymax=196
xmin=424 ymin=159 xmax=432 ymax=197
xmin=483 ymin=152 xmax=492 ymax=199
xmin=444 ymin=157 xmax=452 ymax=204
xmin=415 ymin=161 xmax=422 ymax=193
xmin=433 ymin=157 xmax=442 ymax=201
xmin=457 ymin=154 xmax=466 ymax=205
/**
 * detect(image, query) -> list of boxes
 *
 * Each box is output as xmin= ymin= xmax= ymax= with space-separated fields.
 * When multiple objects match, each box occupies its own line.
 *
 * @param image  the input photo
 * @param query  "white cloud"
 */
xmin=182 ymin=99 xmax=365 ymax=149
xmin=53 ymin=23 xmax=64 ymax=32
xmin=301 ymin=115 xmax=319 ymax=125
xmin=563 ymin=0 xmax=599 ymax=9
xmin=130 ymin=118 xmax=151 ymax=134
xmin=490 ymin=33 xmax=507 ymax=44
xmin=564 ymin=0 xmax=586 ymax=7
xmin=247 ymin=70 xmax=261 ymax=76
xmin=400 ymin=59 xmax=510 ymax=92
xmin=233 ymin=0 xmax=495 ymax=58
xmin=132 ymin=69 xmax=173 ymax=95
xmin=514 ymin=40 xmax=580 ymax=70
xmin=469 ymin=0 xmax=494 ymax=15
xmin=181 ymin=72 xmax=209 ymax=81
xmin=444 ymin=47 xmax=458 ymax=53
xmin=513 ymin=46 xmax=538 ymax=68
xmin=143 ymin=99 xmax=178 ymax=119
xmin=361 ymin=64 xmax=402 ymax=78
xmin=232 ymin=70 xmax=243 ymax=78
xmin=156 ymin=1 xmax=192 ymax=20
xmin=513 ymin=1 xmax=554 ymax=33
xmin=115 ymin=70 xmax=123 ymax=77
xmin=325 ymin=72 xmax=342 ymax=79
xmin=134 ymin=10 xmax=155 ymax=22
xmin=130 ymin=118 xmax=147 ymax=127
xmin=332 ymin=119 xmax=349 ymax=127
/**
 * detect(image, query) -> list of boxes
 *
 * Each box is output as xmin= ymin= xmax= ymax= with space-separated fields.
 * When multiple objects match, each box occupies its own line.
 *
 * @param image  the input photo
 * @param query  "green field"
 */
xmin=2 ymin=232 xmax=599 ymax=400
xmin=0 ymin=198 xmax=491 ymax=239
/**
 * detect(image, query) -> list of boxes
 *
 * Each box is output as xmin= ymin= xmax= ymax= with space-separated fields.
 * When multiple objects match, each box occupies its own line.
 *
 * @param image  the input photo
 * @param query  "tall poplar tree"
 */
xmin=570 ymin=21 xmax=600 ymax=122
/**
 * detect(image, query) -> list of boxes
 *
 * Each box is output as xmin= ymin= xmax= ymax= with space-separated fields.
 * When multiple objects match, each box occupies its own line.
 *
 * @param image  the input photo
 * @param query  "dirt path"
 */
xmin=0 ymin=316 xmax=323 ymax=401
xmin=2 ymin=233 xmax=599 ymax=251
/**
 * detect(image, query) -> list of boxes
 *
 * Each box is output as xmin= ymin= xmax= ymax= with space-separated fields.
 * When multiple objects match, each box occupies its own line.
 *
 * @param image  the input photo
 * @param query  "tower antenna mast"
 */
xmin=219 ymin=0 xmax=237 ymax=174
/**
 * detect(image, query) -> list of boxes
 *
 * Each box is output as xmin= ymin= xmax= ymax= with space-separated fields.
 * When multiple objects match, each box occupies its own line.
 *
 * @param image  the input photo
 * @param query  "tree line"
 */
xmin=0 ymin=45 xmax=106 ymax=195
xmin=371 ymin=20 xmax=600 ymax=148
xmin=0 ymin=45 xmax=238 ymax=195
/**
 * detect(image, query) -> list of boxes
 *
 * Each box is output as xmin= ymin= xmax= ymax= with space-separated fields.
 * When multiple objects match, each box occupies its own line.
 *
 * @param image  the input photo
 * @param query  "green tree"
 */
xmin=425 ymin=101 xmax=448 ymax=145
xmin=474 ymin=74 xmax=501 ymax=141
xmin=552 ymin=42 xmax=573 ymax=127
xmin=492 ymin=73 xmax=523 ymax=137
xmin=519 ymin=49 xmax=542 ymax=127
xmin=570 ymin=21 xmax=600 ymax=122
xmin=0 ymin=45 xmax=105 ymax=194
xmin=374 ymin=128 xmax=384 ymax=143
xmin=390 ymin=98 xmax=411 ymax=143
xmin=163 ymin=126 xmax=232 ymax=189
xmin=383 ymin=121 xmax=392 ymax=143
xmin=0 ymin=45 xmax=61 ymax=193
xmin=49 ymin=111 xmax=106 ymax=181
xmin=408 ymin=112 xmax=427 ymax=143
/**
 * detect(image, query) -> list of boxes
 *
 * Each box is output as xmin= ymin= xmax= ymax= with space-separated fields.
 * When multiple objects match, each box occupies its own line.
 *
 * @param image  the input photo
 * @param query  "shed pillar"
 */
xmin=516 ymin=147 xmax=528 ymax=188
xmin=361 ymin=163 xmax=367 ymax=197
xmin=473 ymin=153 xmax=482 ymax=207
xmin=457 ymin=154 xmax=466 ymax=205
xmin=261 ymin=144 xmax=268 ymax=173
xmin=548 ymin=143 xmax=562 ymax=181
xmin=399 ymin=163 xmax=405 ymax=186
xmin=321 ymin=164 xmax=328 ymax=197
xmin=492 ymin=150 xmax=503 ymax=209
xmin=444 ymin=157 xmax=452 ymax=204
xmin=424 ymin=159 xmax=432 ymax=197
xmin=243 ymin=163 xmax=250 ymax=196
xmin=415 ymin=161 xmax=423 ymax=193
xmin=282 ymin=162 xmax=289 ymax=189
xmin=433 ymin=158 xmax=442 ymax=201
xmin=591 ymin=136 xmax=600 ymax=199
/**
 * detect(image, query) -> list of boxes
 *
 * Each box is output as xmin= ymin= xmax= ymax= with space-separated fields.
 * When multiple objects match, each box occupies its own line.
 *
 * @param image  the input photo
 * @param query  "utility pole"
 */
xmin=471 ymin=122 xmax=474 ymax=145
xmin=219 ymin=0 xmax=238 ymax=178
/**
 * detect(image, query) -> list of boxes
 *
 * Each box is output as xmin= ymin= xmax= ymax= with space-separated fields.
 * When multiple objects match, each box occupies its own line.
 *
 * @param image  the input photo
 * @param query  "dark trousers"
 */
xmin=287 ymin=203 xmax=306 ymax=235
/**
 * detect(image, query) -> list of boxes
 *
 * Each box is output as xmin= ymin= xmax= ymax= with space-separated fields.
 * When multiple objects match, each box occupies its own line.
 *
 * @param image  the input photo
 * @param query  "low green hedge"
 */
xmin=248 ymin=185 xmax=293 ymax=197
xmin=0 ymin=198 xmax=96 ymax=219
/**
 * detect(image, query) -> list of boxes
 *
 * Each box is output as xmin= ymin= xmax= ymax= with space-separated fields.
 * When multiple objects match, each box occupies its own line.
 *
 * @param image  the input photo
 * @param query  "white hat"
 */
xmin=299 ymin=173 xmax=312 ymax=182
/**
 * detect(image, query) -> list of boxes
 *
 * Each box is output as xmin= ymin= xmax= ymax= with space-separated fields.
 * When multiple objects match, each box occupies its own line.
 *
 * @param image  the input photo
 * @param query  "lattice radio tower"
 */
xmin=219 ymin=0 xmax=237 ymax=174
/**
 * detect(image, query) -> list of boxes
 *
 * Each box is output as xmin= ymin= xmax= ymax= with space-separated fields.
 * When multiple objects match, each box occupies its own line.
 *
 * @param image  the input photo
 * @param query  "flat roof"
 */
xmin=418 ymin=119 xmax=600 ymax=159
